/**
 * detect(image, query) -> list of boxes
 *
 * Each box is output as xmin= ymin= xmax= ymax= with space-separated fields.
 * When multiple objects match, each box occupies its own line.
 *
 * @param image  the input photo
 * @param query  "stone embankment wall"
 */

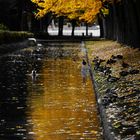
xmin=86 ymin=40 xmax=140 ymax=140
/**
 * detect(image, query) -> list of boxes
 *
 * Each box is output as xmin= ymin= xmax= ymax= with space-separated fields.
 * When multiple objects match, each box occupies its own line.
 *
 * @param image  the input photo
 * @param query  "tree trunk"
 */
xmin=112 ymin=2 xmax=119 ymax=41
xmin=98 ymin=15 xmax=104 ymax=38
xmin=135 ymin=0 xmax=140 ymax=33
xmin=103 ymin=0 xmax=140 ymax=48
xmin=17 ymin=0 xmax=25 ymax=30
xmin=86 ymin=23 xmax=88 ymax=36
xmin=128 ymin=0 xmax=140 ymax=47
xmin=58 ymin=16 xmax=64 ymax=36
xmin=116 ymin=2 xmax=125 ymax=43
xmin=123 ymin=0 xmax=139 ymax=47
xmin=106 ymin=3 xmax=115 ymax=40
xmin=42 ymin=13 xmax=52 ymax=34
xmin=39 ymin=19 xmax=43 ymax=32
xmin=71 ymin=20 xmax=76 ymax=36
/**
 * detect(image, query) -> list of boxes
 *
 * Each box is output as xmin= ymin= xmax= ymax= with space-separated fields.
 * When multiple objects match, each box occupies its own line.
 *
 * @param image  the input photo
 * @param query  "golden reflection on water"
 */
xmin=26 ymin=57 xmax=102 ymax=140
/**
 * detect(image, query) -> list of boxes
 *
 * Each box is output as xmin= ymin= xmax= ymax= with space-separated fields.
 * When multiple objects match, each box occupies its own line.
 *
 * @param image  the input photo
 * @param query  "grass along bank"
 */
xmin=86 ymin=40 xmax=140 ymax=140
xmin=0 ymin=31 xmax=33 ymax=45
xmin=0 ymin=31 xmax=33 ymax=55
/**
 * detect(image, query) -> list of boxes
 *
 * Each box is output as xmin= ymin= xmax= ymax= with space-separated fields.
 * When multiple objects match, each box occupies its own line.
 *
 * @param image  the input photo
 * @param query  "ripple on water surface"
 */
xmin=0 ymin=43 xmax=102 ymax=140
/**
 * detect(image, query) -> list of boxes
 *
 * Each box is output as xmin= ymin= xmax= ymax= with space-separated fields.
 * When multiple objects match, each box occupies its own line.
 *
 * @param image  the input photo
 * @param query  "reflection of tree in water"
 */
xmin=44 ymin=44 xmax=80 ymax=60
xmin=0 ymin=47 xmax=45 ymax=139
xmin=0 ymin=56 xmax=28 ymax=139
xmin=0 ymin=44 xmax=97 ymax=140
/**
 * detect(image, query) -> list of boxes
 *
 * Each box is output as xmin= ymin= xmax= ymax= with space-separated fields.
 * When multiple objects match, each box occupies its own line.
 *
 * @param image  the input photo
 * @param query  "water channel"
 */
xmin=0 ymin=42 xmax=102 ymax=140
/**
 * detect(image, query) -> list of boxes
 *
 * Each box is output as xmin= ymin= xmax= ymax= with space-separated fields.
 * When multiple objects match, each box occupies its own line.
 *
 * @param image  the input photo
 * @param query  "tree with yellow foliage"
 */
xmin=31 ymin=0 xmax=109 ymax=36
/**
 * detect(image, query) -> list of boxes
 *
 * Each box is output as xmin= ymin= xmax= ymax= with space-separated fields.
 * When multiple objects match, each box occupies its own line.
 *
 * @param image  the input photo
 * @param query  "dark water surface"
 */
xmin=0 ymin=42 xmax=102 ymax=140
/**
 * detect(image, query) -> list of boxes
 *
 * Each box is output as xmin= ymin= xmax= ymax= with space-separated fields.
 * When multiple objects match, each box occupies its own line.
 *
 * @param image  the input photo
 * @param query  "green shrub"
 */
xmin=0 ymin=31 xmax=34 ymax=44
xmin=0 ymin=23 xmax=9 ymax=31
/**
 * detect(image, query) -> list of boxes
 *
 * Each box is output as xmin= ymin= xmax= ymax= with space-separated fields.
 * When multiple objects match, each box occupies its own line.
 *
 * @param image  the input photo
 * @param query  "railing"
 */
xmin=48 ymin=26 xmax=100 ymax=37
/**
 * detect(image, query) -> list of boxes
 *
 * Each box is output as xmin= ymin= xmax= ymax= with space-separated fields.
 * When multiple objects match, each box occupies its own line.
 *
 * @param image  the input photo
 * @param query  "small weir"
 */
xmin=0 ymin=42 xmax=102 ymax=140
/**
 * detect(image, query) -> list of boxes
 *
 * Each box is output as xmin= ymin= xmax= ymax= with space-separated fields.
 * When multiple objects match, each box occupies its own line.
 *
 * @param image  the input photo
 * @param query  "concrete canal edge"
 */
xmin=0 ymin=38 xmax=38 ymax=57
xmin=89 ymin=71 xmax=115 ymax=140
xmin=0 ymin=40 xmax=29 ymax=57
xmin=85 ymin=47 xmax=115 ymax=140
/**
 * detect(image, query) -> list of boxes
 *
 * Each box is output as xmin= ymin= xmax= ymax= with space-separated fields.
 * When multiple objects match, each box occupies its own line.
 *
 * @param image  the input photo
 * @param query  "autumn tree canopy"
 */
xmin=31 ymin=0 xmax=110 ymax=23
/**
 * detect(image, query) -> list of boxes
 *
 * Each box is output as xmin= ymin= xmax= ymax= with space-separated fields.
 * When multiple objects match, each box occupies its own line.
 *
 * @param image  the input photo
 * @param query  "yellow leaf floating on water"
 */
xmin=137 ymin=131 xmax=140 ymax=135
xmin=90 ymin=130 xmax=98 ymax=134
xmin=16 ymin=125 xmax=22 ymax=129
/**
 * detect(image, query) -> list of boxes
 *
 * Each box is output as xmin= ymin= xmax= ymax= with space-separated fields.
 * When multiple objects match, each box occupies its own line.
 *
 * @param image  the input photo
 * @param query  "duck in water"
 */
xmin=31 ymin=69 xmax=37 ymax=80
xmin=81 ymin=60 xmax=88 ymax=83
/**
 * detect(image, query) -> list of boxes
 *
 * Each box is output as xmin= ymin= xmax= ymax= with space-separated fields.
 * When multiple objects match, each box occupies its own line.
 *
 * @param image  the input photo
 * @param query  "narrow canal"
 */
xmin=0 ymin=42 xmax=102 ymax=140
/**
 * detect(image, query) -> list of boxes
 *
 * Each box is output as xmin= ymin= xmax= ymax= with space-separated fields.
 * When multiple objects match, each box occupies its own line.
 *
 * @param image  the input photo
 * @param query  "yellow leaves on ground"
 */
xmin=31 ymin=0 xmax=109 ymax=23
